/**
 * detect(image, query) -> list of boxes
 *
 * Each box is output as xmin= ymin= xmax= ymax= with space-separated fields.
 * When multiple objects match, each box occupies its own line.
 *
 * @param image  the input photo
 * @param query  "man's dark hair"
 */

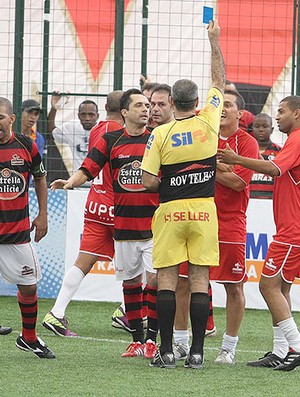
xmin=172 ymin=79 xmax=198 ymax=111
xmin=0 ymin=97 xmax=13 ymax=115
xmin=151 ymin=84 xmax=172 ymax=98
xmin=224 ymin=89 xmax=245 ymax=110
xmin=280 ymin=95 xmax=300 ymax=111
xmin=78 ymin=100 xmax=98 ymax=113
xmin=120 ymin=88 xmax=143 ymax=111
xmin=141 ymin=82 xmax=159 ymax=93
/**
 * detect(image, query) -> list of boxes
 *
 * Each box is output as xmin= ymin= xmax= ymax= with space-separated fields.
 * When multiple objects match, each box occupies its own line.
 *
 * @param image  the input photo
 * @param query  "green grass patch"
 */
xmin=1 ymin=296 xmax=299 ymax=397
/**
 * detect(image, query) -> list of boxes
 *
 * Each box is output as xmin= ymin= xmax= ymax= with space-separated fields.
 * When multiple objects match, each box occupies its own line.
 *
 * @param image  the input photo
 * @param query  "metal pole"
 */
xmin=292 ymin=0 xmax=298 ymax=94
xmin=13 ymin=0 xmax=25 ymax=133
xmin=296 ymin=0 xmax=300 ymax=95
xmin=42 ymin=0 xmax=50 ymax=139
xmin=114 ymin=0 xmax=124 ymax=90
xmin=141 ymin=0 xmax=149 ymax=87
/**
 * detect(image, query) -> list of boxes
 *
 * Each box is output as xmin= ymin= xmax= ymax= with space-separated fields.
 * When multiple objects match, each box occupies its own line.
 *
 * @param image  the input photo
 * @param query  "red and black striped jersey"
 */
xmin=80 ymin=128 xmax=158 ymax=241
xmin=0 ymin=132 xmax=46 ymax=244
xmin=250 ymin=141 xmax=281 ymax=199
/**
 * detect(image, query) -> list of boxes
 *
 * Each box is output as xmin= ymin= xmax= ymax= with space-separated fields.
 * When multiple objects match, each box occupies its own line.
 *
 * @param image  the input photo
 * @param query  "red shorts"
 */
xmin=179 ymin=261 xmax=188 ymax=278
xmin=262 ymin=241 xmax=300 ymax=283
xmin=210 ymin=242 xmax=247 ymax=283
xmin=79 ymin=220 xmax=114 ymax=261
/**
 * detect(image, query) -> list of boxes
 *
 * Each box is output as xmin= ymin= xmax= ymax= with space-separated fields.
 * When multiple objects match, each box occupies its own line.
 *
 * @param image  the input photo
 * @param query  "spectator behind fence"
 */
xmin=47 ymin=92 xmax=99 ymax=176
xmin=250 ymin=113 xmax=281 ymax=199
xmin=21 ymin=99 xmax=45 ymax=158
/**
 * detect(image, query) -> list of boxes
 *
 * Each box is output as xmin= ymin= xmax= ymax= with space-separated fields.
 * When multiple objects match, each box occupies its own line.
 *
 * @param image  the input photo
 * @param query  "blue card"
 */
xmin=203 ymin=6 xmax=213 ymax=24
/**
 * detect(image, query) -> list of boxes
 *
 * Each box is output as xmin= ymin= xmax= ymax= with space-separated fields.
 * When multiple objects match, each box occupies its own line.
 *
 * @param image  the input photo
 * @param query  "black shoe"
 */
xmin=274 ymin=351 xmax=300 ymax=371
xmin=184 ymin=353 xmax=204 ymax=369
xmin=0 ymin=325 xmax=12 ymax=335
xmin=16 ymin=335 xmax=56 ymax=359
xmin=150 ymin=351 xmax=176 ymax=368
xmin=247 ymin=351 xmax=284 ymax=368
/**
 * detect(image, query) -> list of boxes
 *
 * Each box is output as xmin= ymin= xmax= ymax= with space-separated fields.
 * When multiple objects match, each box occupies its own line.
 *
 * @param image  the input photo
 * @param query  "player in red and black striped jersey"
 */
xmin=0 ymin=96 xmax=54 ymax=358
xmin=50 ymin=89 xmax=159 ymax=358
xmin=43 ymin=91 xmax=124 ymax=338
xmin=250 ymin=113 xmax=281 ymax=199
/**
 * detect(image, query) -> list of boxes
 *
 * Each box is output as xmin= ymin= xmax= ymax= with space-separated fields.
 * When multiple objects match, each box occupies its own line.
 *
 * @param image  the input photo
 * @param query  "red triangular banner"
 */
xmin=65 ymin=0 xmax=131 ymax=81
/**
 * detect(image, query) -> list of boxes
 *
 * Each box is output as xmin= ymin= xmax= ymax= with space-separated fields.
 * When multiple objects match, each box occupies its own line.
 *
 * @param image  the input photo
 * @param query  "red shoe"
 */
xmin=144 ymin=339 xmax=158 ymax=359
xmin=122 ymin=342 xmax=144 ymax=357
xmin=205 ymin=326 xmax=217 ymax=337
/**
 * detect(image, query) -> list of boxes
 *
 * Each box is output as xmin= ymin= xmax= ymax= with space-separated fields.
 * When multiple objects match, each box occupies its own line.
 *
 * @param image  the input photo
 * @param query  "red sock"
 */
xmin=145 ymin=284 xmax=158 ymax=342
xmin=123 ymin=283 xmax=144 ymax=342
xmin=17 ymin=291 xmax=38 ymax=342
xmin=206 ymin=283 xmax=215 ymax=330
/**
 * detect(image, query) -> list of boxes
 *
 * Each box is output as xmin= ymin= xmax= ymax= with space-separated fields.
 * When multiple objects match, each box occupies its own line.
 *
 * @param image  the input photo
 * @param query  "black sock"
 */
xmin=156 ymin=290 xmax=176 ymax=355
xmin=189 ymin=292 xmax=209 ymax=355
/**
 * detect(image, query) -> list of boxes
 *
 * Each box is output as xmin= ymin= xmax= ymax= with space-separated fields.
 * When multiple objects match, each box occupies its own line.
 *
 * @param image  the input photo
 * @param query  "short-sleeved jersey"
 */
xmin=141 ymin=88 xmax=223 ymax=203
xmin=250 ymin=141 xmax=281 ymax=199
xmin=270 ymin=129 xmax=300 ymax=245
xmin=216 ymin=128 xmax=259 ymax=242
xmin=80 ymin=128 xmax=158 ymax=241
xmin=0 ymin=132 xmax=46 ymax=244
xmin=84 ymin=120 xmax=122 ymax=225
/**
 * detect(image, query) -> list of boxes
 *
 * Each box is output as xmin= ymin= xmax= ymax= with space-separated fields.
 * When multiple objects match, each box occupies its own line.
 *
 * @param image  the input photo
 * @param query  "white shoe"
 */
xmin=205 ymin=326 xmax=217 ymax=337
xmin=214 ymin=349 xmax=235 ymax=365
xmin=173 ymin=342 xmax=189 ymax=360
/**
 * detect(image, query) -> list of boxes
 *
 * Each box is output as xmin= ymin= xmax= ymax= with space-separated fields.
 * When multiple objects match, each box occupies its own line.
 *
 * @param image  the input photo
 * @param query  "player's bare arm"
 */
xmin=218 ymin=143 xmax=280 ymax=176
xmin=50 ymin=169 xmax=88 ymax=191
xmin=32 ymin=176 xmax=48 ymax=242
xmin=142 ymin=170 xmax=160 ymax=192
xmin=208 ymin=19 xmax=225 ymax=94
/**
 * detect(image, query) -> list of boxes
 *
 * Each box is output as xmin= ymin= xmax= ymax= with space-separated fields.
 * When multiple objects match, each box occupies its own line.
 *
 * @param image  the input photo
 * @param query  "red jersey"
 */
xmin=80 ymin=128 xmax=158 ymax=241
xmin=271 ymin=129 xmax=300 ymax=245
xmin=84 ymin=120 xmax=122 ymax=225
xmin=0 ymin=132 xmax=46 ymax=244
xmin=250 ymin=141 xmax=281 ymax=199
xmin=216 ymin=128 xmax=259 ymax=242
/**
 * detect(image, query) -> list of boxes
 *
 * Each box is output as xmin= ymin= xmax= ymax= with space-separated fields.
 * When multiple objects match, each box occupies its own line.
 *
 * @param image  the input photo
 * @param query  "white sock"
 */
xmin=51 ymin=266 xmax=85 ymax=318
xmin=222 ymin=333 xmax=239 ymax=354
xmin=173 ymin=329 xmax=189 ymax=346
xmin=272 ymin=326 xmax=289 ymax=359
xmin=278 ymin=317 xmax=300 ymax=352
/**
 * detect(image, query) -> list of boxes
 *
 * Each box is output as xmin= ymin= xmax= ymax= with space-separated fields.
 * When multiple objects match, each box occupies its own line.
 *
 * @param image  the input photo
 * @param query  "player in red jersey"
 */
xmin=42 ymin=91 xmax=124 ymax=336
xmin=250 ymin=113 xmax=281 ymax=199
xmin=210 ymin=89 xmax=260 ymax=365
xmin=0 ymin=97 xmax=54 ymax=358
xmin=50 ymin=89 xmax=159 ymax=359
xmin=218 ymin=95 xmax=300 ymax=371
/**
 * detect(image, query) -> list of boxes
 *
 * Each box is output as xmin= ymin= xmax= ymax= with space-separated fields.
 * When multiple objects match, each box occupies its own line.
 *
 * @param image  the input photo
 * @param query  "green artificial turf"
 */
xmin=0 ymin=296 xmax=299 ymax=397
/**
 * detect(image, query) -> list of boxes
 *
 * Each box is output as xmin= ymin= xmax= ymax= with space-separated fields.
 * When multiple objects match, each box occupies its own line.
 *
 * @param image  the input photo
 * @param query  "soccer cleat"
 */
xmin=42 ymin=311 xmax=78 ymax=337
xmin=111 ymin=306 xmax=132 ymax=333
xmin=150 ymin=351 xmax=176 ymax=369
xmin=0 ymin=325 xmax=12 ymax=335
xmin=144 ymin=339 xmax=158 ymax=359
xmin=122 ymin=341 xmax=145 ymax=357
xmin=173 ymin=342 xmax=189 ymax=360
xmin=205 ymin=326 xmax=217 ymax=337
xmin=184 ymin=353 xmax=204 ymax=369
xmin=16 ymin=335 xmax=56 ymax=359
xmin=247 ymin=351 xmax=284 ymax=368
xmin=214 ymin=349 xmax=236 ymax=365
xmin=274 ymin=351 xmax=300 ymax=371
